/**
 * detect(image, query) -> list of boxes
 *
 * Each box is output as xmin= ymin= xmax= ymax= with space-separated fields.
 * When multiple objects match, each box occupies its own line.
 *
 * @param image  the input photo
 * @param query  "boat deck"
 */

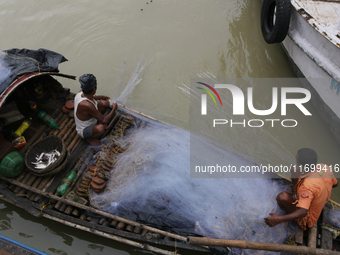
xmin=292 ymin=0 xmax=340 ymax=47
xmin=0 ymin=103 xmax=209 ymax=254
xmin=3 ymin=106 xmax=84 ymax=206
xmin=297 ymin=0 xmax=340 ymax=28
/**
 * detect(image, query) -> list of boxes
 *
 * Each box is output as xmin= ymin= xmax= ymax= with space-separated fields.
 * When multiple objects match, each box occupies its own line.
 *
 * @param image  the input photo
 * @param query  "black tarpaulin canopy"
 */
xmin=0 ymin=48 xmax=67 ymax=94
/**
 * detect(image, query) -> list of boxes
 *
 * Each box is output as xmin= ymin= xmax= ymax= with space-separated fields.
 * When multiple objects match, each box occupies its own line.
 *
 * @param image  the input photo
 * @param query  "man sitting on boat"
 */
xmin=74 ymin=73 xmax=117 ymax=146
xmin=264 ymin=148 xmax=338 ymax=230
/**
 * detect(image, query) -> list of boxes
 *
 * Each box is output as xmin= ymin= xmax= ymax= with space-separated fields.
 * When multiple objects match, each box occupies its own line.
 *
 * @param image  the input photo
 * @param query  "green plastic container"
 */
xmin=38 ymin=111 xmax=60 ymax=130
xmin=0 ymin=151 xmax=25 ymax=177
xmin=57 ymin=170 xmax=77 ymax=196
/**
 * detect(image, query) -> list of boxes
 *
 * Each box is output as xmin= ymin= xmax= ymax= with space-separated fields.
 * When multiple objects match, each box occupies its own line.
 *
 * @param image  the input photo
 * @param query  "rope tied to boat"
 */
xmin=174 ymin=238 xmax=178 ymax=254
xmin=3 ymin=50 xmax=41 ymax=74
xmin=40 ymin=198 xmax=51 ymax=212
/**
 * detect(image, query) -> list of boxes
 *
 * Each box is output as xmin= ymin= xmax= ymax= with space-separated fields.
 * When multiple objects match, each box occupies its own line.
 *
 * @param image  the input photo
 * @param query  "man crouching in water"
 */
xmin=264 ymin=148 xmax=338 ymax=230
xmin=74 ymin=73 xmax=117 ymax=146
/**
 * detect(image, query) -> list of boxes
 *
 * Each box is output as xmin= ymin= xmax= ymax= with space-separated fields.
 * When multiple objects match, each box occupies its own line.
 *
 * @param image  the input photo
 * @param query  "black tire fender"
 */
xmin=261 ymin=0 xmax=291 ymax=44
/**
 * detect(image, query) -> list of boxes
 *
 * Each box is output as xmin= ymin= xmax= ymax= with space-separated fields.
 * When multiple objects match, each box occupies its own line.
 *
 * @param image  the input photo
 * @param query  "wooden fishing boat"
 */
xmin=1 ymin=48 xmax=340 ymax=255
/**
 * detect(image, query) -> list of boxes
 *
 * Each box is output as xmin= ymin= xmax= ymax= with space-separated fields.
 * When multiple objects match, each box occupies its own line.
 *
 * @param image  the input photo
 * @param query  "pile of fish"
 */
xmin=32 ymin=150 xmax=61 ymax=169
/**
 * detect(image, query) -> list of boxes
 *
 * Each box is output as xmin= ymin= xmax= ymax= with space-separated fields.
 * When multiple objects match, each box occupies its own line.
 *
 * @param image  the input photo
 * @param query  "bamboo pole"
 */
xmin=42 ymin=214 xmax=179 ymax=255
xmin=65 ymin=129 xmax=77 ymax=146
xmin=0 ymin=175 xmax=186 ymax=242
xmin=62 ymin=123 xmax=76 ymax=141
xmin=187 ymin=237 xmax=340 ymax=255
xmin=70 ymin=137 xmax=82 ymax=154
xmin=58 ymin=119 xmax=73 ymax=139
xmin=68 ymin=135 xmax=81 ymax=150
xmin=53 ymin=117 xmax=69 ymax=135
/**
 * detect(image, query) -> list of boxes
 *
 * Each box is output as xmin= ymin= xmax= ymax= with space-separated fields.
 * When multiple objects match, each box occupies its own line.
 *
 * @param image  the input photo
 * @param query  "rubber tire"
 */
xmin=261 ymin=0 xmax=291 ymax=44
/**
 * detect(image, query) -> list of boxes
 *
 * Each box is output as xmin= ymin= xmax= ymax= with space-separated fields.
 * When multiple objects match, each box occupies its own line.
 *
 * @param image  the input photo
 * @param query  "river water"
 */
xmin=1 ymin=0 xmax=340 ymax=254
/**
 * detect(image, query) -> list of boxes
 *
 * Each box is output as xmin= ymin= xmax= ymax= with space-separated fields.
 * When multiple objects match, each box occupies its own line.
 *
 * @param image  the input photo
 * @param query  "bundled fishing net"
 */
xmin=79 ymin=108 xmax=298 ymax=255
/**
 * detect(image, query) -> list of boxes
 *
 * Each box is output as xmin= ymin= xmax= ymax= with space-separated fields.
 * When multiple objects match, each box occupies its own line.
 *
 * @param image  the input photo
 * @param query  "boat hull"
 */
xmin=280 ymin=1 xmax=340 ymax=144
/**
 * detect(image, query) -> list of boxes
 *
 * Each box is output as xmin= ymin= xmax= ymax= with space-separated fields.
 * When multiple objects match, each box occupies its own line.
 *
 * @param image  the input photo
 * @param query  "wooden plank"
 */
xmin=62 ymin=123 xmax=75 ymax=141
xmin=295 ymin=227 xmax=304 ymax=244
xmin=64 ymin=205 xmax=73 ymax=215
xmin=13 ymin=172 xmax=32 ymax=194
xmin=321 ymin=226 xmax=333 ymax=250
xmin=67 ymin=134 xmax=80 ymax=150
xmin=322 ymin=209 xmax=333 ymax=250
xmin=308 ymin=222 xmax=318 ymax=248
xmin=65 ymin=129 xmax=77 ymax=146
xmin=0 ymin=175 xmax=187 ymax=242
xmin=31 ymin=204 xmax=208 ymax=253
xmin=70 ymin=137 xmax=83 ymax=154
xmin=26 ymin=176 xmax=43 ymax=198
xmin=110 ymin=220 xmax=118 ymax=228
xmin=34 ymin=176 xmax=57 ymax=202
xmin=57 ymin=119 xmax=73 ymax=139
xmin=0 ymin=184 xmax=41 ymax=217
xmin=188 ymin=236 xmax=340 ymax=255
xmin=51 ymin=116 xmax=69 ymax=136
xmin=41 ymin=213 xmax=179 ymax=255
xmin=32 ymin=176 xmax=53 ymax=201
xmin=8 ymin=172 xmax=26 ymax=191
xmin=71 ymin=208 xmax=79 ymax=217
xmin=17 ymin=175 xmax=37 ymax=196
xmin=59 ymin=203 xmax=68 ymax=212
xmin=98 ymin=218 xmax=106 ymax=225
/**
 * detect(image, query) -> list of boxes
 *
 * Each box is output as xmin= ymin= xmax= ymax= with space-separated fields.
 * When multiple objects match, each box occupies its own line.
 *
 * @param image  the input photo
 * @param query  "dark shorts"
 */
xmin=82 ymin=124 xmax=96 ymax=139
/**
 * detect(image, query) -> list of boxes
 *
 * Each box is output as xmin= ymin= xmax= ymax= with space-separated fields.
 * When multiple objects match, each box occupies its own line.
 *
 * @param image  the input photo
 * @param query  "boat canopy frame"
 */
xmin=0 ymin=72 xmax=76 ymax=109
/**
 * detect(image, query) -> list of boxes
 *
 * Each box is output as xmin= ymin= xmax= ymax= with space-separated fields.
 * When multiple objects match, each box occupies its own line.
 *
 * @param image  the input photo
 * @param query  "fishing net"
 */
xmin=77 ymin=108 xmax=298 ymax=255
xmin=324 ymin=206 xmax=340 ymax=231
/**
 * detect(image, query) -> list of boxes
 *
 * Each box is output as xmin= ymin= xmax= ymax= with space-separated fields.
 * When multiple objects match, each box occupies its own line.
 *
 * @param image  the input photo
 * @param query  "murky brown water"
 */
xmin=1 ymin=0 xmax=340 ymax=254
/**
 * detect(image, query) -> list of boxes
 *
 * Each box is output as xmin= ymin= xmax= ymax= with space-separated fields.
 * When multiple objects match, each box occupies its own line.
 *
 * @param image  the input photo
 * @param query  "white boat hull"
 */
xmin=280 ymin=1 xmax=340 ymax=144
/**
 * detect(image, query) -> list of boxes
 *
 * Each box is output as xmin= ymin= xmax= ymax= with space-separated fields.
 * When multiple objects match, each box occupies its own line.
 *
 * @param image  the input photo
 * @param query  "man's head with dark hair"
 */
xmin=79 ymin=73 xmax=97 ymax=94
xmin=297 ymin=148 xmax=317 ymax=167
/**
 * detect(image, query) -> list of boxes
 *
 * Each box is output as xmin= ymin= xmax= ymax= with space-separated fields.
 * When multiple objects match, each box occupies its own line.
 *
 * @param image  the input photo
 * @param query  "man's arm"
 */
xmin=102 ymin=103 xmax=118 ymax=125
xmin=264 ymin=208 xmax=308 ymax=227
xmin=78 ymin=100 xmax=117 ymax=125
